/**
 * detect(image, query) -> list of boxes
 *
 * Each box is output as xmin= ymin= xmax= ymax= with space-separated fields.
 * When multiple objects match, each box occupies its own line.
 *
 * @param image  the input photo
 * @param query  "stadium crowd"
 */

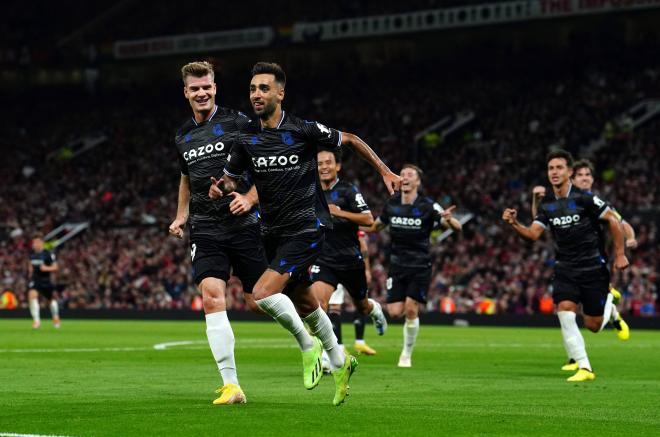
xmin=1 ymin=52 xmax=658 ymax=316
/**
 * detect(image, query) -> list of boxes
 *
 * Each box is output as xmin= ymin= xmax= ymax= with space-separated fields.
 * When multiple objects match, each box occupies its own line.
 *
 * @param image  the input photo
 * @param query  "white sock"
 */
xmin=304 ymin=307 xmax=345 ymax=369
xmin=600 ymin=293 xmax=614 ymax=332
xmin=205 ymin=311 xmax=239 ymax=386
xmin=610 ymin=304 xmax=620 ymax=322
xmin=256 ymin=294 xmax=314 ymax=351
xmin=558 ymin=311 xmax=591 ymax=371
xmin=50 ymin=300 xmax=59 ymax=318
xmin=355 ymin=339 xmax=365 ymax=345
xmin=403 ymin=317 xmax=419 ymax=356
xmin=368 ymin=298 xmax=384 ymax=320
xmin=29 ymin=298 xmax=40 ymax=323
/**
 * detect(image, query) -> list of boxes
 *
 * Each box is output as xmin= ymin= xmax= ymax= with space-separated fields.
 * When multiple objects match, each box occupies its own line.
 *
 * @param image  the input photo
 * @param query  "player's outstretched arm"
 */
xmin=502 ymin=208 xmax=544 ymax=241
xmin=440 ymin=205 xmax=462 ymax=232
xmin=602 ymin=210 xmax=629 ymax=270
xmin=209 ymin=175 xmax=238 ymax=199
xmin=169 ymin=175 xmax=190 ymax=239
xmin=340 ymin=132 xmax=400 ymax=194
xmin=622 ymin=220 xmax=637 ymax=249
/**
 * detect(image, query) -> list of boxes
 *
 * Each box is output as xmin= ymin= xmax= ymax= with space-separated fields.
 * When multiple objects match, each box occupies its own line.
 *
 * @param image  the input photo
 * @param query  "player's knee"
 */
xmin=244 ymin=295 xmax=263 ymax=314
xmin=28 ymin=289 xmax=38 ymax=299
xmin=387 ymin=306 xmax=404 ymax=319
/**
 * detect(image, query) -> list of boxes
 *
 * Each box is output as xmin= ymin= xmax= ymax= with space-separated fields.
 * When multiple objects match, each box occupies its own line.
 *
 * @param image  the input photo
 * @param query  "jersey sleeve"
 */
xmin=346 ymin=185 xmax=371 ymax=214
xmin=300 ymin=120 xmax=342 ymax=149
xmin=533 ymin=204 xmax=549 ymax=229
xmin=224 ymin=137 xmax=250 ymax=178
xmin=45 ymin=251 xmax=55 ymax=265
xmin=582 ymin=192 xmax=610 ymax=220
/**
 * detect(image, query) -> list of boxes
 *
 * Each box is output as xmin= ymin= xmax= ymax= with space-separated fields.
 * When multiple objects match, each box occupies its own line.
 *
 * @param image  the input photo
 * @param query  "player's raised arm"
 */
xmin=169 ymin=174 xmax=190 ymax=239
xmin=601 ymin=209 xmax=629 ymax=270
xmin=340 ymin=132 xmax=400 ymax=194
xmin=531 ymin=185 xmax=546 ymax=219
xmin=502 ymin=208 xmax=544 ymax=241
xmin=622 ymin=220 xmax=637 ymax=249
xmin=438 ymin=205 xmax=462 ymax=232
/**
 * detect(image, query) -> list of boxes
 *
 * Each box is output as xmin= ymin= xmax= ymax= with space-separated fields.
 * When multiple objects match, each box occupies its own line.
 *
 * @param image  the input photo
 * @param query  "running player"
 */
xmin=211 ymin=62 xmax=400 ymax=405
xmin=503 ymin=149 xmax=629 ymax=382
xmin=311 ymin=148 xmax=387 ymax=365
xmin=531 ymin=158 xmax=632 ymax=356
xmin=27 ymin=236 xmax=60 ymax=329
xmin=366 ymin=164 xmax=462 ymax=367
xmin=169 ymin=61 xmax=267 ymax=405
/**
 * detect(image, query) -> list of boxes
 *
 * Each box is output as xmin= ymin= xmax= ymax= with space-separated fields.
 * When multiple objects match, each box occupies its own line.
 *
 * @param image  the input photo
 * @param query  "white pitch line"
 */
xmin=0 ymin=433 xmax=78 ymax=437
xmin=153 ymin=340 xmax=206 ymax=350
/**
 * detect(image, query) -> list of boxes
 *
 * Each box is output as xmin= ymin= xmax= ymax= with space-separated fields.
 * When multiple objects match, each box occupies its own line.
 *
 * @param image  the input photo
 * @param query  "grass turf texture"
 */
xmin=1 ymin=319 xmax=659 ymax=437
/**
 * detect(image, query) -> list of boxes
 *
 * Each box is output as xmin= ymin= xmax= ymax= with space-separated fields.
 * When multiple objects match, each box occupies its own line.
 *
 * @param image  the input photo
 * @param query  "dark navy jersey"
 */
xmin=224 ymin=111 xmax=342 ymax=237
xmin=175 ymin=105 xmax=258 ymax=230
xmin=534 ymin=186 xmax=610 ymax=271
xmin=379 ymin=193 xmax=444 ymax=268
xmin=317 ymin=179 xmax=371 ymax=268
xmin=30 ymin=250 xmax=56 ymax=285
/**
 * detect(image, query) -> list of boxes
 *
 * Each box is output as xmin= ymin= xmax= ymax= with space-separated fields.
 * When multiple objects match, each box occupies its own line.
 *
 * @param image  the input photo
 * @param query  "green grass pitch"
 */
xmin=1 ymin=319 xmax=659 ymax=436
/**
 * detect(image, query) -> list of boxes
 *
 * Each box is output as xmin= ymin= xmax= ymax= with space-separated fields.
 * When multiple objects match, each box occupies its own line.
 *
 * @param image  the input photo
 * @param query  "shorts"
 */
xmin=386 ymin=265 xmax=431 ymax=304
xmin=262 ymin=230 xmax=324 ymax=291
xmin=189 ymin=219 xmax=267 ymax=293
xmin=28 ymin=281 xmax=54 ymax=299
xmin=309 ymin=263 xmax=368 ymax=302
xmin=551 ymin=264 xmax=610 ymax=316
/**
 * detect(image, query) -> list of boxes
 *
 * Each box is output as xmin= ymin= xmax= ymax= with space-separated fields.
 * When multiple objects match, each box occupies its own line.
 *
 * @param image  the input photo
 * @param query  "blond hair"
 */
xmin=181 ymin=61 xmax=215 ymax=83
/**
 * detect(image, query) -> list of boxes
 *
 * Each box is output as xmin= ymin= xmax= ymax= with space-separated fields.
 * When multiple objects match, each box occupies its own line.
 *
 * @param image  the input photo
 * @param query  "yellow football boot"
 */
xmin=612 ymin=315 xmax=630 ymax=341
xmin=353 ymin=341 xmax=376 ymax=356
xmin=567 ymin=368 xmax=596 ymax=382
xmin=212 ymin=384 xmax=246 ymax=405
xmin=561 ymin=360 xmax=579 ymax=372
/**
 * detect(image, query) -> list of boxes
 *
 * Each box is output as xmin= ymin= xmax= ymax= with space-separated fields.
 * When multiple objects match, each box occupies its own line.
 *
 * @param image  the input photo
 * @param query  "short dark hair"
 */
xmin=573 ymin=159 xmax=595 ymax=175
xmin=318 ymin=146 xmax=342 ymax=164
xmin=402 ymin=163 xmax=423 ymax=179
xmin=252 ymin=62 xmax=286 ymax=87
xmin=546 ymin=148 xmax=574 ymax=167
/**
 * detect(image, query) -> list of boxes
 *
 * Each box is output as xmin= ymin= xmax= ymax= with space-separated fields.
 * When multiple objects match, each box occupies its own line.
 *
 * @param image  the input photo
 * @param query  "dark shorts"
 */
xmin=386 ymin=265 xmax=431 ymax=304
xmin=310 ymin=263 xmax=368 ymax=301
xmin=28 ymin=281 xmax=54 ymax=299
xmin=263 ymin=230 xmax=324 ymax=291
xmin=189 ymin=220 xmax=267 ymax=294
xmin=551 ymin=264 xmax=610 ymax=316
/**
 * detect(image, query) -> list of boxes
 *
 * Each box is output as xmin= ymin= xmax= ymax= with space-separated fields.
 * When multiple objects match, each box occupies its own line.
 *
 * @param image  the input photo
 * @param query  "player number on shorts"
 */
xmin=310 ymin=265 xmax=320 ymax=274
xmin=386 ymin=277 xmax=393 ymax=290
xmin=191 ymin=243 xmax=197 ymax=261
